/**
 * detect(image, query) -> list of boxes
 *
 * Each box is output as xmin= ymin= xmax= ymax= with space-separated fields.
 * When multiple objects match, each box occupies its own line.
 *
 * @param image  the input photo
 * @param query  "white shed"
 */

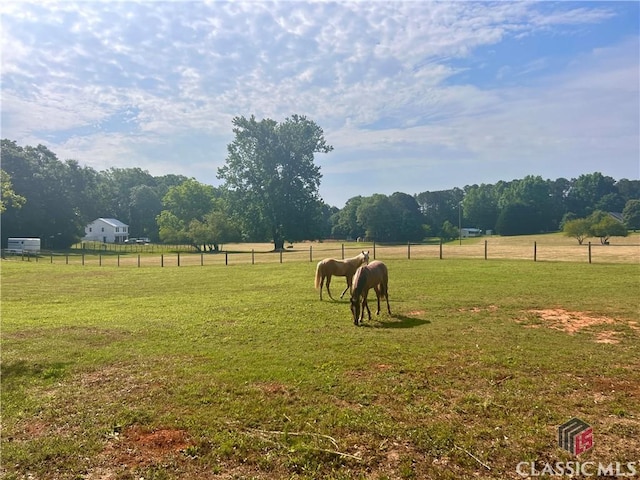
xmin=461 ymin=228 xmax=482 ymax=238
xmin=7 ymin=238 xmax=41 ymax=254
xmin=83 ymin=218 xmax=129 ymax=243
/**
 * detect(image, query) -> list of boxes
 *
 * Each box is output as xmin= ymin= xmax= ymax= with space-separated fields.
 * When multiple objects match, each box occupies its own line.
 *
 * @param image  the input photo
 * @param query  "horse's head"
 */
xmin=362 ymin=250 xmax=370 ymax=264
xmin=350 ymin=296 xmax=361 ymax=325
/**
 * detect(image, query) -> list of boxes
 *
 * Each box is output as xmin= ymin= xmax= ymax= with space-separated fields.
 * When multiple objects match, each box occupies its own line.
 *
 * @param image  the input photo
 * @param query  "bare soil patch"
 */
xmin=514 ymin=308 xmax=640 ymax=344
xmin=526 ymin=308 xmax=615 ymax=334
xmin=101 ymin=426 xmax=193 ymax=467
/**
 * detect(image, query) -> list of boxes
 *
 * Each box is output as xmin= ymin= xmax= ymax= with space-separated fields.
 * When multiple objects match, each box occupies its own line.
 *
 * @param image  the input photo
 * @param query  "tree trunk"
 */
xmin=273 ymin=238 xmax=285 ymax=251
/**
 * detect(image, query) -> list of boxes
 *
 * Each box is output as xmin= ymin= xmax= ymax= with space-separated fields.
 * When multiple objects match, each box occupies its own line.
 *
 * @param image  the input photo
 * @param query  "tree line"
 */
xmin=2 ymin=115 xmax=639 ymax=251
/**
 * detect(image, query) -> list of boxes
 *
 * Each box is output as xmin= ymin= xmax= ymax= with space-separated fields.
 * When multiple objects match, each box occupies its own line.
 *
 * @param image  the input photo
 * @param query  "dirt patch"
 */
xmin=102 ymin=426 xmax=192 ymax=467
xmin=85 ymin=426 xmax=195 ymax=479
xmin=594 ymin=330 xmax=622 ymax=344
xmin=526 ymin=308 xmax=615 ymax=334
xmin=375 ymin=364 xmax=392 ymax=370
xmin=7 ymin=419 xmax=50 ymax=442
xmin=127 ymin=426 xmax=191 ymax=454
xmin=255 ymin=381 xmax=294 ymax=396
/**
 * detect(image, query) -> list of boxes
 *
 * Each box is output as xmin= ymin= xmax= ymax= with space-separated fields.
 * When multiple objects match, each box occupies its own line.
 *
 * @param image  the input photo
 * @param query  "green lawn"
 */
xmin=1 ymin=257 xmax=639 ymax=479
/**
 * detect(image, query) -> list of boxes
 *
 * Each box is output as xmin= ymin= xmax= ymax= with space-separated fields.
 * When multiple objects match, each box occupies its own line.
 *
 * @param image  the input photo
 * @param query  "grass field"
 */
xmin=2 ymin=245 xmax=639 ymax=479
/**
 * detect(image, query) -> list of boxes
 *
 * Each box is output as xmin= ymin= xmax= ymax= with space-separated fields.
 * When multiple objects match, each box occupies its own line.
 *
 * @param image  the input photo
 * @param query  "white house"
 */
xmin=83 ymin=218 xmax=129 ymax=243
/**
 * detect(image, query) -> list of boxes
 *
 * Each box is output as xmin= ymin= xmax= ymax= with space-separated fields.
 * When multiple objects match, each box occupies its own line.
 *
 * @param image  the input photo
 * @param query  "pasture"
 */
xmin=1 ymin=252 xmax=639 ymax=479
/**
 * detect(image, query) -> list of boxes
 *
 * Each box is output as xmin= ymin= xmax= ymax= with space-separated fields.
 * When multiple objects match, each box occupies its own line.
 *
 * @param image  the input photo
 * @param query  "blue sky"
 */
xmin=1 ymin=1 xmax=638 ymax=207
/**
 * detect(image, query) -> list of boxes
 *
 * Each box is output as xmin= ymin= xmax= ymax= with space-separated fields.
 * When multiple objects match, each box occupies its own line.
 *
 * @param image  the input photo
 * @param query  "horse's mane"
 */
xmin=351 ymin=265 xmax=369 ymax=298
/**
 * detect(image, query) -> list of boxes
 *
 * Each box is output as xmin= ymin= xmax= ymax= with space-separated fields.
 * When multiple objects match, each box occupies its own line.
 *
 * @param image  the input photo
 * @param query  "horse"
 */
xmin=314 ymin=251 xmax=370 ymax=300
xmin=350 ymin=260 xmax=391 ymax=326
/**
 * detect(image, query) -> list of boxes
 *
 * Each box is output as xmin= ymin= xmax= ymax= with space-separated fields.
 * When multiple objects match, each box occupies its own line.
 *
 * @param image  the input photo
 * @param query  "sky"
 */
xmin=1 ymin=1 xmax=638 ymax=208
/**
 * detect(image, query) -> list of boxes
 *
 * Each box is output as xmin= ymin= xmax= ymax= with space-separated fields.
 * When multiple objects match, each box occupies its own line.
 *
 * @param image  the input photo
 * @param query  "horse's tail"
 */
xmin=381 ymin=266 xmax=389 ymax=299
xmin=314 ymin=261 xmax=323 ymax=289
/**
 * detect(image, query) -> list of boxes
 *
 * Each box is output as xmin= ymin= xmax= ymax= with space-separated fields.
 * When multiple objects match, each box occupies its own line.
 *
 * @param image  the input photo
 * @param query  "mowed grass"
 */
xmin=1 ymin=257 xmax=639 ymax=479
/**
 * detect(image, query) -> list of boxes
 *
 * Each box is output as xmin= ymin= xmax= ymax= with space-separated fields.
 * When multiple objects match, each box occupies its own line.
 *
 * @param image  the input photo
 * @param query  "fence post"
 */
xmin=50 ymin=253 xmax=53 ymax=264
xmin=177 ymin=252 xmax=180 ymax=267
xmin=252 ymin=249 xmax=255 ymax=265
xmin=310 ymin=245 xmax=313 ymax=262
xmin=82 ymin=253 xmax=85 ymax=266
xmin=225 ymin=251 xmax=228 ymax=265
xmin=66 ymin=254 xmax=69 ymax=264
xmin=118 ymin=254 xmax=120 ymax=267
xmin=439 ymin=240 xmax=443 ymax=260
xmin=373 ymin=241 xmax=376 ymax=260
xmin=161 ymin=254 xmax=164 ymax=267
xmin=484 ymin=240 xmax=488 ymax=260
xmin=138 ymin=254 xmax=141 ymax=267
xmin=201 ymin=253 xmax=204 ymax=266
xmin=588 ymin=242 xmax=592 ymax=264
xmin=407 ymin=242 xmax=411 ymax=260
xmin=280 ymin=249 xmax=283 ymax=264
xmin=534 ymin=241 xmax=537 ymax=262
xmin=341 ymin=243 xmax=344 ymax=260
xmin=99 ymin=254 xmax=102 ymax=267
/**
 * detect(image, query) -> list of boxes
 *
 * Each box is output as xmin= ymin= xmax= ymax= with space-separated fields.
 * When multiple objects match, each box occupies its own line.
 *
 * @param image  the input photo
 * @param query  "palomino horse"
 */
xmin=314 ymin=251 xmax=370 ymax=300
xmin=350 ymin=260 xmax=391 ymax=325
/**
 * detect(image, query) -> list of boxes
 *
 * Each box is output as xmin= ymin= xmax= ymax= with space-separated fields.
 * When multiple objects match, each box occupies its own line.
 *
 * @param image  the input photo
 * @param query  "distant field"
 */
xmin=16 ymin=232 xmax=640 ymax=267
xmin=1 ymin=248 xmax=639 ymax=478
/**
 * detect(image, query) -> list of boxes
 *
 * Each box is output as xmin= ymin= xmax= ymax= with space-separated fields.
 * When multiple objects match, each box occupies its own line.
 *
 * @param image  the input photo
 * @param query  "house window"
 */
xmin=101 ymin=227 xmax=104 ymax=232
xmin=89 ymin=227 xmax=92 ymax=232
xmin=116 ymin=227 xmax=119 ymax=232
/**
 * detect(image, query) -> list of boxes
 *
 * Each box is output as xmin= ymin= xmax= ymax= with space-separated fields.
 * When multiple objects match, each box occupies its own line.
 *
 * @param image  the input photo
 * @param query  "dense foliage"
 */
xmin=217 ymin=115 xmax=333 ymax=250
xmin=1 ymin=137 xmax=638 ymax=249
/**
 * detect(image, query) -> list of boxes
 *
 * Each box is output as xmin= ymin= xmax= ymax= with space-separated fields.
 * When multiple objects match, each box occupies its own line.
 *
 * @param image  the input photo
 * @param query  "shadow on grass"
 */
xmin=1 ymin=360 xmax=70 ymax=385
xmin=363 ymin=314 xmax=431 ymax=329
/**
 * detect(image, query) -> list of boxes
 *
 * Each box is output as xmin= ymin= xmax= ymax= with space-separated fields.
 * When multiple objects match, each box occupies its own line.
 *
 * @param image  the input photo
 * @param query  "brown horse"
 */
xmin=350 ymin=260 xmax=391 ymax=325
xmin=314 ymin=251 xmax=369 ymax=300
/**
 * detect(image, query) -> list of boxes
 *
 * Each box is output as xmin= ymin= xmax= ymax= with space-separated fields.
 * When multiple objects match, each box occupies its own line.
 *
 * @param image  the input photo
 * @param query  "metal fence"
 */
xmin=3 ymin=240 xmax=639 ymax=266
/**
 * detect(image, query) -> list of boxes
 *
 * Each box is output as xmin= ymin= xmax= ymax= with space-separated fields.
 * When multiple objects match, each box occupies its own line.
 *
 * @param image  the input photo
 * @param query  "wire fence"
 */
xmin=3 ymin=240 xmax=639 ymax=267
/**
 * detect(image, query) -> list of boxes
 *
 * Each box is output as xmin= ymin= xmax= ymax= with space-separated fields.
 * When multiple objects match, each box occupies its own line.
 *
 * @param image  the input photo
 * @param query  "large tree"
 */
xmin=218 ymin=115 xmax=333 ymax=250
xmin=588 ymin=210 xmax=628 ymax=245
xmin=0 ymin=140 xmax=86 ymax=248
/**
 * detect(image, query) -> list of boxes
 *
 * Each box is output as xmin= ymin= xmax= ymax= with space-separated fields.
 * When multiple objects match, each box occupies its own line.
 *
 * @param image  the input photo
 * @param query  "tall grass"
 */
xmin=2 ymin=257 xmax=638 ymax=479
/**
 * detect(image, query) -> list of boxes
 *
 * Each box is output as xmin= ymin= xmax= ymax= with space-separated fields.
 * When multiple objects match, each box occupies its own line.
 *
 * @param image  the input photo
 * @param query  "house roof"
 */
xmin=95 ymin=218 xmax=128 ymax=227
xmin=608 ymin=212 xmax=624 ymax=223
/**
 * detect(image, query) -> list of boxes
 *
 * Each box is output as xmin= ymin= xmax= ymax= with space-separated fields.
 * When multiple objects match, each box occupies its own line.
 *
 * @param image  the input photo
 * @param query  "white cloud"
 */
xmin=1 ymin=1 xmax=637 ymax=207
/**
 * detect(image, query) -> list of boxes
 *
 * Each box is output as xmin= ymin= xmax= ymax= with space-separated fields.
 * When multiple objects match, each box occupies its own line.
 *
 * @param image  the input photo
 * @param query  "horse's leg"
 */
xmin=384 ymin=282 xmax=391 ymax=314
xmin=326 ymin=275 xmax=334 ymax=300
xmin=363 ymin=292 xmax=372 ymax=321
xmin=373 ymin=285 xmax=381 ymax=315
xmin=340 ymin=276 xmax=350 ymax=298
xmin=319 ymin=275 xmax=324 ymax=300
xmin=358 ymin=298 xmax=366 ymax=324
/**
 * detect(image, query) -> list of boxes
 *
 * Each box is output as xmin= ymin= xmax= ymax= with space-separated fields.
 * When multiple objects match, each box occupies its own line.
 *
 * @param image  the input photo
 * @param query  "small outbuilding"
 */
xmin=461 ymin=228 xmax=482 ymax=238
xmin=83 ymin=218 xmax=129 ymax=244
